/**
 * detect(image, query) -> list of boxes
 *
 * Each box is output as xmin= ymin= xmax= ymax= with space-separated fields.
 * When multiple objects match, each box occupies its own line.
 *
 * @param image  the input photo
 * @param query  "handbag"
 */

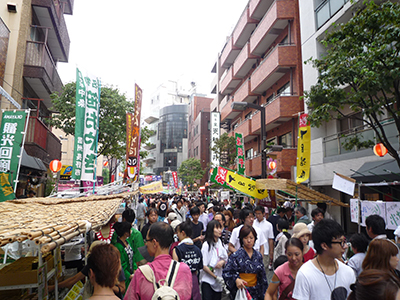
xmin=234 ymin=288 xmax=253 ymax=300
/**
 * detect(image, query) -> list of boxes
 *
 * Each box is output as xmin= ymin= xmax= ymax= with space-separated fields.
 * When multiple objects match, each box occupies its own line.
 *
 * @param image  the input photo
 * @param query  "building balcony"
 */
xmin=249 ymin=0 xmax=275 ymax=20
xmin=220 ymin=36 xmax=242 ymax=69
xmin=233 ymin=7 xmax=259 ymax=48
xmin=265 ymin=95 xmax=302 ymax=131
xmin=250 ymin=44 xmax=298 ymax=94
xmin=31 ymin=0 xmax=71 ymax=62
xmin=220 ymin=97 xmax=240 ymax=123
xmin=250 ymin=0 xmax=296 ymax=56
xmin=143 ymin=143 xmax=156 ymax=150
xmin=245 ymin=155 xmax=262 ymax=178
xmin=233 ymin=118 xmax=254 ymax=142
xmin=234 ymin=42 xmax=259 ymax=78
xmin=220 ymin=66 xmax=241 ymax=95
xmin=142 ymin=156 xmax=156 ymax=163
xmin=63 ymin=0 xmax=74 ymax=15
xmin=234 ymin=79 xmax=258 ymax=104
xmin=25 ymin=117 xmax=61 ymax=165
xmin=24 ymin=41 xmax=63 ymax=109
xmin=274 ymin=148 xmax=297 ymax=178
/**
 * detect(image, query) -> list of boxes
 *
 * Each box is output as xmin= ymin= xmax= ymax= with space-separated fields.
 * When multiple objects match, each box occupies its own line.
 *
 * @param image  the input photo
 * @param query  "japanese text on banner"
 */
xmin=235 ymin=132 xmax=245 ymax=175
xmin=296 ymin=113 xmax=310 ymax=184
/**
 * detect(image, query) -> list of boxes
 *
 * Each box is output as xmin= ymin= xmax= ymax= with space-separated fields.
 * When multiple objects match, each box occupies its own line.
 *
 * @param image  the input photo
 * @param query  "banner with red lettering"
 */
xmin=235 ymin=132 xmax=245 ymax=175
xmin=126 ymin=84 xmax=143 ymax=181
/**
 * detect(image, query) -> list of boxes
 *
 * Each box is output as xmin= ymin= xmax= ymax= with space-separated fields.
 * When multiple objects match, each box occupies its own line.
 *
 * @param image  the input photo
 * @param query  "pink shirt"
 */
xmin=275 ymin=261 xmax=295 ymax=300
xmin=125 ymin=254 xmax=192 ymax=300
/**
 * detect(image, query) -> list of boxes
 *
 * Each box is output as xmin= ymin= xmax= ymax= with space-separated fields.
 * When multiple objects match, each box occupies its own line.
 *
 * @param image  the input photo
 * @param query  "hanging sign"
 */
xmin=235 ymin=132 xmax=245 ymax=175
xmin=210 ymin=166 xmax=269 ymax=200
xmin=139 ymin=181 xmax=163 ymax=194
xmin=296 ymin=113 xmax=311 ymax=183
xmin=172 ymin=171 xmax=178 ymax=188
xmin=72 ymin=68 xmax=101 ymax=181
xmin=0 ymin=110 xmax=27 ymax=191
xmin=210 ymin=112 xmax=220 ymax=167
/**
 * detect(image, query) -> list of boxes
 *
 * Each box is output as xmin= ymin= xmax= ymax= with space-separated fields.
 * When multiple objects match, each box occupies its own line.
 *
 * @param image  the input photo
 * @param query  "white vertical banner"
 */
xmin=210 ymin=112 xmax=220 ymax=167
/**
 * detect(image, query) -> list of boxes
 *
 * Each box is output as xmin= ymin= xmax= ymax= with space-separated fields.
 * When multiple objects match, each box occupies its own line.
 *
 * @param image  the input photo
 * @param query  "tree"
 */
xmin=49 ymin=82 xmax=151 ymax=160
xmin=210 ymin=132 xmax=237 ymax=169
xmin=305 ymin=1 xmax=400 ymax=168
xmin=178 ymin=158 xmax=205 ymax=186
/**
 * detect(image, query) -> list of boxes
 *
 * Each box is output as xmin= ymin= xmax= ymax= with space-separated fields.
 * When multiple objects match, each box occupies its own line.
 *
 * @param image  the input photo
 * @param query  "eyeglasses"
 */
xmin=331 ymin=239 xmax=347 ymax=247
xmin=146 ymin=238 xmax=154 ymax=243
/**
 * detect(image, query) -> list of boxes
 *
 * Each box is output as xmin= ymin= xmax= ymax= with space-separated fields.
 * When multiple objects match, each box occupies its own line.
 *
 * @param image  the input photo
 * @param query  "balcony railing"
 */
xmin=323 ymin=119 xmax=398 ymax=157
xmin=25 ymin=41 xmax=63 ymax=94
xmin=25 ymin=117 xmax=61 ymax=161
xmin=315 ymin=0 xmax=350 ymax=29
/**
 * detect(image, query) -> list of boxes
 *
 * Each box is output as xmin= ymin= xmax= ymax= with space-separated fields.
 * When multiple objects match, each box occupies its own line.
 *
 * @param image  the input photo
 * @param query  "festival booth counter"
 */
xmin=0 ymin=191 xmax=137 ymax=299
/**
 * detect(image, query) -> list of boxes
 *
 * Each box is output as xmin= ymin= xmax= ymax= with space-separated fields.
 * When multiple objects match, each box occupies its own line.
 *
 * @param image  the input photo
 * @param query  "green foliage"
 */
xmin=305 ymin=1 xmax=400 ymax=166
xmin=178 ymin=158 xmax=205 ymax=185
xmin=102 ymin=168 xmax=110 ymax=185
xmin=49 ymin=82 xmax=151 ymax=160
xmin=210 ymin=133 xmax=237 ymax=169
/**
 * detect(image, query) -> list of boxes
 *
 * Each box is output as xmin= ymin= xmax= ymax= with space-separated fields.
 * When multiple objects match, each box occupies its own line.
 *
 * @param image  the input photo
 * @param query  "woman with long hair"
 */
xmin=200 ymin=220 xmax=228 ymax=300
xmin=348 ymin=269 xmax=400 ymax=300
xmin=274 ymin=218 xmax=291 ymax=261
xmin=362 ymin=239 xmax=400 ymax=277
xmin=265 ymin=238 xmax=304 ymax=300
xmin=223 ymin=210 xmax=235 ymax=232
xmin=223 ymin=225 xmax=268 ymax=300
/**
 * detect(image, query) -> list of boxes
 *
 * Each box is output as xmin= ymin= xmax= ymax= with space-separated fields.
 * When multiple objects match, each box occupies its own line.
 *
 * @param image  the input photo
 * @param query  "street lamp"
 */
xmin=231 ymin=102 xmax=266 ymax=179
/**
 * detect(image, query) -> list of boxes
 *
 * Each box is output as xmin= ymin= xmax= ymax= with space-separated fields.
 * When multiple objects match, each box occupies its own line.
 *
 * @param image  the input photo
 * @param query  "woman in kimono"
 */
xmin=223 ymin=225 xmax=268 ymax=300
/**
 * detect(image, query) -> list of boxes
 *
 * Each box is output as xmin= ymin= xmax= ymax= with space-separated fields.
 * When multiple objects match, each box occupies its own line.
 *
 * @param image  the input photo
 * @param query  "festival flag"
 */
xmin=296 ymin=113 xmax=311 ymax=184
xmin=235 ymin=132 xmax=245 ymax=175
xmin=126 ymin=84 xmax=142 ymax=181
xmin=72 ymin=68 xmax=101 ymax=181
xmin=139 ymin=181 xmax=163 ymax=194
xmin=210 ymin=112 xmax=220 ymax=167
xmin=0 ymin=110 xmax=27 ymax=196
xmin=210 ymin=166 xmax=269 ymax=200
xmin=172 ymin=171 xmax=178 ymax=188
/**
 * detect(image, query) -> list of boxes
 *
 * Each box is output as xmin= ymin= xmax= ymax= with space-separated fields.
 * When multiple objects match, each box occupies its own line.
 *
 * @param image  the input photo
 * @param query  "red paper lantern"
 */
xmin=373 ymin=143 xmax=388 ymax=157
xmin=49 ymin=160 xmax=62 ymax=173
xmin=103 ymin=161 xmax=109 ymax=167
xmin=268 ymin=161 xmax=277 ymax=170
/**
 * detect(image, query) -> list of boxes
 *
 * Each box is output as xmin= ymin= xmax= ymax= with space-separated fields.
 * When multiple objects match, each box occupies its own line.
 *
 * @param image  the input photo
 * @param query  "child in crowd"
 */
xmin=190 ymin=206 xmax=204 ymax=249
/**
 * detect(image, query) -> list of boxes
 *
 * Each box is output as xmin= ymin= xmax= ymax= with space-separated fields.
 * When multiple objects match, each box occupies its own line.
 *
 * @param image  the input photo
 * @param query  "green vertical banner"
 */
xmin=0 ymin=110 xmax=27 ymax=201
xmin=235 ymin=132 xmax=245 ymax=175
xmin=72 ymin=68 xmax=101 ymax=181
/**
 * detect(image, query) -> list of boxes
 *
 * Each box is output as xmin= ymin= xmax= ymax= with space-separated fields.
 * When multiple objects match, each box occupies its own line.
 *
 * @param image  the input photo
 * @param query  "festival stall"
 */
xmin=0 ymin=191 xmax=137 ymax=299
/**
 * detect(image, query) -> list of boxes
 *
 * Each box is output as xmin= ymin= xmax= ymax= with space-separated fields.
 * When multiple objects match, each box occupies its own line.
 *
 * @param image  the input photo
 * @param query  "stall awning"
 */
xmin=21 ymin=149 xmax=47 ymax=171
xmin=256 ymin=179 xmax=348 ymax=207
xmin=351 ymin=159 xmax=400 ymax=183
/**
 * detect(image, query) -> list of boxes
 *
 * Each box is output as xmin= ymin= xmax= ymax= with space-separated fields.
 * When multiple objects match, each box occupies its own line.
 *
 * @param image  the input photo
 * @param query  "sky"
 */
xmin=58 ymin=0 xmax=249 ymax=101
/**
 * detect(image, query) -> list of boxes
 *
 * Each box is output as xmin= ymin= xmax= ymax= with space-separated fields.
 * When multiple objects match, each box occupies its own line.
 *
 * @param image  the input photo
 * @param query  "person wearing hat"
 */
xmin=207 ymin=203 xmax=215 ymax=222
xmin=292 ymin=223 xmax=315 ymax=262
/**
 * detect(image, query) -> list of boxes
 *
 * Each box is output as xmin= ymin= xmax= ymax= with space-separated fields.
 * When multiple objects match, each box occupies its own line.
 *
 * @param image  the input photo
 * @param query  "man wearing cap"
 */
xmin=207 ymin=203 xmax=215 ymax=222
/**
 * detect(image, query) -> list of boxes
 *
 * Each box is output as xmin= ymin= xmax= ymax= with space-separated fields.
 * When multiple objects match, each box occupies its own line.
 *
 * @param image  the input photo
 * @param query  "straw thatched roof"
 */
xmin=0 ymin=191 xmax=137 ymax=252
xmin=256 ymin=179 xmax=348 ymax=207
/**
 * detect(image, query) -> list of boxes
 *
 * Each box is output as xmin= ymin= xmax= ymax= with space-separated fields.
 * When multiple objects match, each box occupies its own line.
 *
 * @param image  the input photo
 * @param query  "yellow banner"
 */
xmin=139 ymin=181 xmax=163 ymax=194
xmin=212 ymin=166 xmax=269 ymax=200
xmin=296 ymin=114 xmax=311 ymax=183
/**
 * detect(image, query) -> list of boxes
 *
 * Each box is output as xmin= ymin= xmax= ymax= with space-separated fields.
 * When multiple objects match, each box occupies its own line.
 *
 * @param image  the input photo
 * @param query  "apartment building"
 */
xmin=0 ymin=0 xmax=74 ymax=196
xmin=188 ymin=95 xmax=213 ymax=185
xmin=210 ymin=0 xmax=304 ymax=179
xmin=299 ymin=0 xmax=400 ymax=229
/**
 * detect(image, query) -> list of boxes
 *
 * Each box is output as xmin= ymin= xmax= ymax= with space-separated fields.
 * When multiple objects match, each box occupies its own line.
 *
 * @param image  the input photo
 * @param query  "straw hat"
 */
xmin=292 ymin=223 xmax=311 ymax=238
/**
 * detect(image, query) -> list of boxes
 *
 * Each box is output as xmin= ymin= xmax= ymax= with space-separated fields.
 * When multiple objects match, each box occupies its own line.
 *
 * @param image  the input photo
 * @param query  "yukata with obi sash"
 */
xmin=223 ymin=247 xmax=268 ymax=300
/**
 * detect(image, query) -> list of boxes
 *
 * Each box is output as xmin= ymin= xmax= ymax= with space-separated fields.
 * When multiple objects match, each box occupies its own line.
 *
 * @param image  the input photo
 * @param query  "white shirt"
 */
xmin=229 ymin=224 xmax=266 ymax=252
xmin=293 ymin=259 xmax=356 ymax=300
xmin=253 ymin=218 xmax=274 ymax=255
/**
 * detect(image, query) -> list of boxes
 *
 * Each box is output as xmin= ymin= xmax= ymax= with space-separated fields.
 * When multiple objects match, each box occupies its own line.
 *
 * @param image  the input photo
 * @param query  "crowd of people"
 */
xmin=59 ymin=194 xmax=400 ymax=300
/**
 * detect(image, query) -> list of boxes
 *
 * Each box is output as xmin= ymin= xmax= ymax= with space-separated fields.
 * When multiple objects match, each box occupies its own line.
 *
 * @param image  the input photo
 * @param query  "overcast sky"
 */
xmin=58 ymin=0 xmax=249 ymax=101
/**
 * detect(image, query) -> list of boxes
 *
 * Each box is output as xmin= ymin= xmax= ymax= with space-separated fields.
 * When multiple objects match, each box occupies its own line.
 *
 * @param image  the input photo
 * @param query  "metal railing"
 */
xmin=323 ymin=119 xmax=398 ymax=157
xmin=315 ymin=0 xmax=350 ymax=29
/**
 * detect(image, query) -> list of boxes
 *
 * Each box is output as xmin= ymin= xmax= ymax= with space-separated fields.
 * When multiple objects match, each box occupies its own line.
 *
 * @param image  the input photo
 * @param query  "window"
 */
xmin=280 ymin=35 xmax=289 ymax=45
xmin=340 ymin=112 xmax=363 ymax=134
xmin=246 ymin=148 xmax=253 ymax=159
xmin=315 ymin=0 xmax=349 ymax=29
xmin=277 ymin=82 xmax=291 ymax=96
xmin=245 ymin=112 xmax=252 ymax=120
xmin=279 ymin=132 xmax=292 ymax=147
xmin=266 ymin=94 xmax=275 ymax=104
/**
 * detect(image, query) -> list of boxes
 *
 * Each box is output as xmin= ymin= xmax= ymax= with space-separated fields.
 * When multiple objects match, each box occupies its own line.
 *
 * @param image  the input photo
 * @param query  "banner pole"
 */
xmin=14 ymin=109 xmax=30 ymax=192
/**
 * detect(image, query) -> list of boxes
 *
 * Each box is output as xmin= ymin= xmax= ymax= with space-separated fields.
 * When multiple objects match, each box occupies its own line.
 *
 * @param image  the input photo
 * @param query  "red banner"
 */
xmin=172 ymin=171 xmax=178 ymax=188
xmin=126 ymin=84 xmax=143 ymax=181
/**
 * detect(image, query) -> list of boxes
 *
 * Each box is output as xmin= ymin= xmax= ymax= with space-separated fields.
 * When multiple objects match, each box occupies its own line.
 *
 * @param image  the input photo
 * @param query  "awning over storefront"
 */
xmin=351 ymin=159 xmax=400 ymax=183
xmin=21 ymin=149 xmax=47 ymax=171
xmin=256 ymin=179 xmax=348 ymax=207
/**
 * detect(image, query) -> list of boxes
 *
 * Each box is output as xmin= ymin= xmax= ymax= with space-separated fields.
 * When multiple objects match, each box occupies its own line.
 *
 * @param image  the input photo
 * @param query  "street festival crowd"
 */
xmin=57 ymin=194 xmax=400 ymax=300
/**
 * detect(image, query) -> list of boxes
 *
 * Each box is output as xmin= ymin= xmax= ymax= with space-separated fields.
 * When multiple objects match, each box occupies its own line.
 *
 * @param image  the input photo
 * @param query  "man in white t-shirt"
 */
xmin=253 ymin=205 xmax=274 ymax=275
xmin=293 ymin=219 xmax=356 ymax=300
xmin=228 ymin=208 xmax=265 ymax=255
